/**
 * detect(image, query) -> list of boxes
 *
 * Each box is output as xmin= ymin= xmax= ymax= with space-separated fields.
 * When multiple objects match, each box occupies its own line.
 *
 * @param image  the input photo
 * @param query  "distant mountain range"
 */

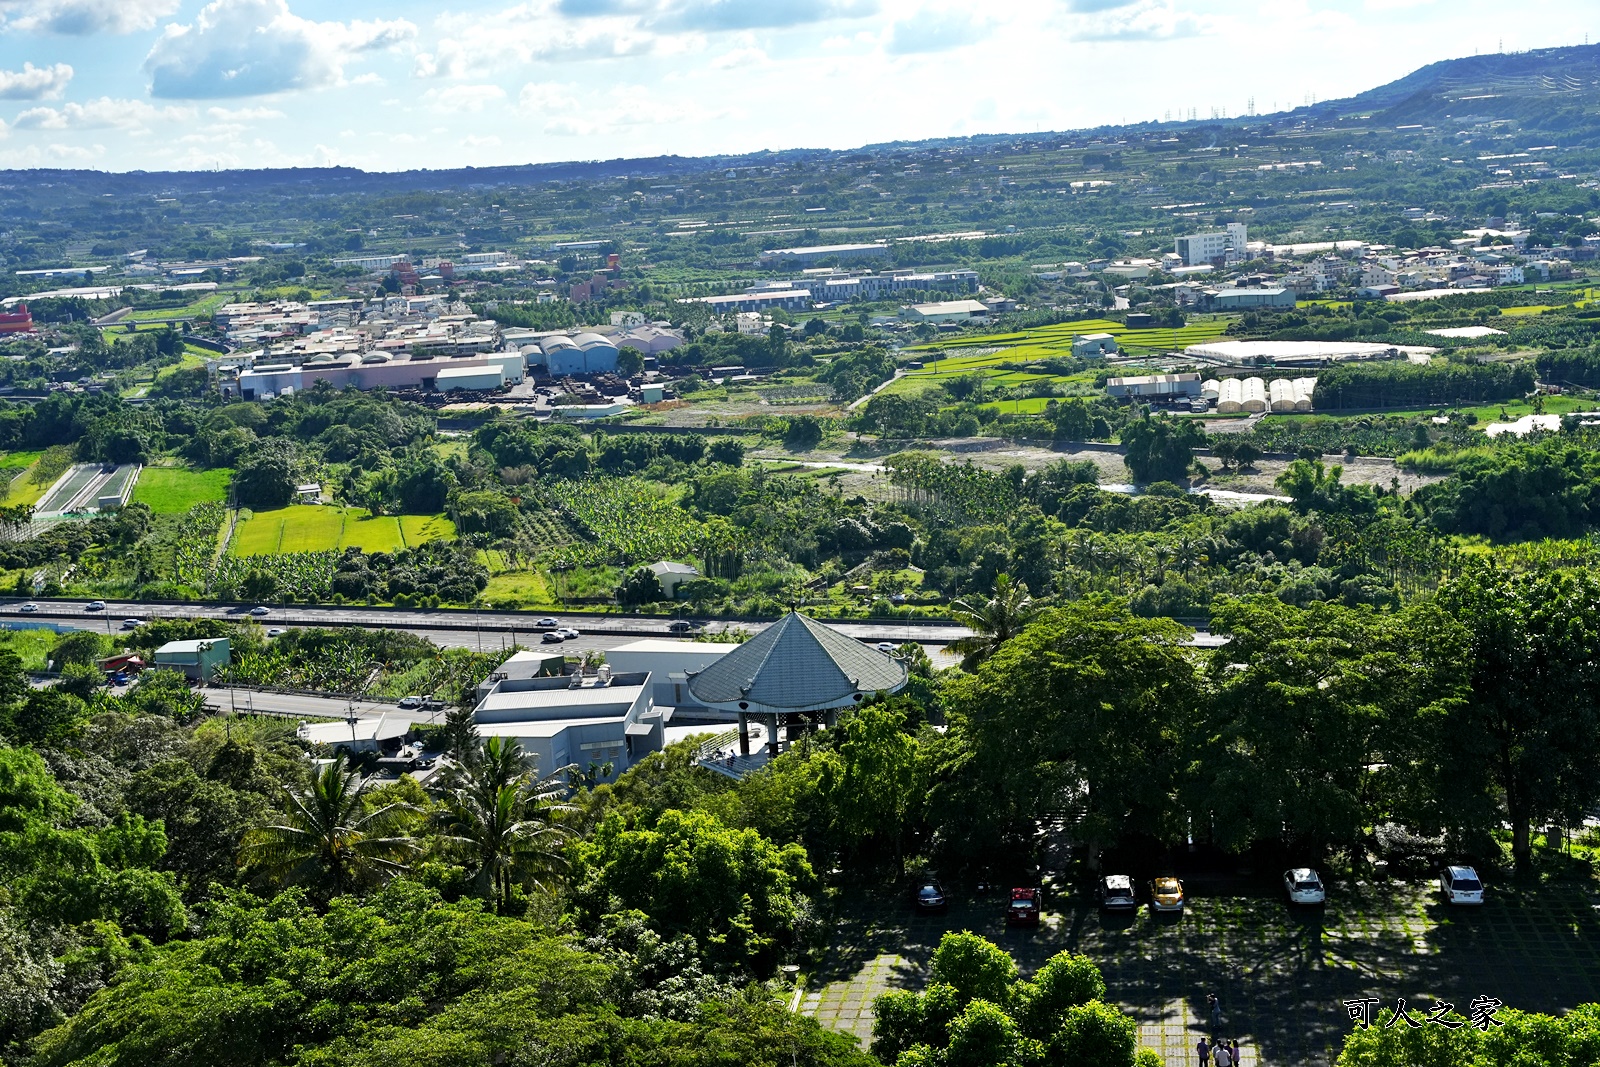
xmin=7 ymin=43 xmax=1600 ymax=190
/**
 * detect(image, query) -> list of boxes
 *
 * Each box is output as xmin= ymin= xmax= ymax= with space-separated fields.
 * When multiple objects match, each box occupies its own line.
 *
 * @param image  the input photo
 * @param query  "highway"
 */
xmin=3 ymin=598 xmax=1225 ymax=654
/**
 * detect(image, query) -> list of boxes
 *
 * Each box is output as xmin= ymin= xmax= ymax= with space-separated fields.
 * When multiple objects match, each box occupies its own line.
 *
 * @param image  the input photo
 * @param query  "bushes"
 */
xmin=1312 ymin=360 xmax=1534 ymax=410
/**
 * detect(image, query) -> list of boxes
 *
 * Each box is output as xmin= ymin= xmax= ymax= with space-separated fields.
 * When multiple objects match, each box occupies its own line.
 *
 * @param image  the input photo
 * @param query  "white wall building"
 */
xmin=472 ymin=667 xmax=669 ymax=782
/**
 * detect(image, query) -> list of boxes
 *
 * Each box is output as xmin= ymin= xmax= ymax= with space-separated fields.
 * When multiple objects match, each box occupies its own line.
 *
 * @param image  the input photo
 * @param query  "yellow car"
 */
xmin=1150 ymin=876 xmax=1185 ymax=912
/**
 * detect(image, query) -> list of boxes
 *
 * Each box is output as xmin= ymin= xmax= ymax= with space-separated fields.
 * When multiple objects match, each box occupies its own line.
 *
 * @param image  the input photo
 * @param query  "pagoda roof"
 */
xmin=685 ymin=612 xmax=908 ymax=714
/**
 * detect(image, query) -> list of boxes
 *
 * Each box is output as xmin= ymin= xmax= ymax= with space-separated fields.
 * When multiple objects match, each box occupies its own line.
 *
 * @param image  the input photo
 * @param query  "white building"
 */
xmin=472 ymin=667 xmax=669 ymax=782
xmin=1175 ymin=223 xmax=1247 ymax=266
xmin=604 ymin=638 xmax=732 ymax=716
xmin=900 ymin=299 xmax=990 ymax=324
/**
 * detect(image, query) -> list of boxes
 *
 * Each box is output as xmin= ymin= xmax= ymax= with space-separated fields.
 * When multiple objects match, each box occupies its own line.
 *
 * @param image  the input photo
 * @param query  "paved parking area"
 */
xmin=802 ymin=879 xmax=1600 ymax=1066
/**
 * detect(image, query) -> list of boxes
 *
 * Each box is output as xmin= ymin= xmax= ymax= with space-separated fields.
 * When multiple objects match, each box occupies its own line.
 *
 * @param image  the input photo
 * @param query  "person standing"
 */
xmin=1207 ymin=993 xmax=1223 ymax=1036
xmin=1214 ymin=1042 xmax=1233 ymax=1067
xmin=1196 ymin=1037 xmax=1211 ymax=1067
xmin=1231 ymin=1039 xmax=1242 ymax=1067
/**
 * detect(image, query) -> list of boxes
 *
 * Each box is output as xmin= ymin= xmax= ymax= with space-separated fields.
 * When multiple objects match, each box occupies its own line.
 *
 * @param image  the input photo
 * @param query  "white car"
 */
xmin=559 ymin=627 xmax=580 ymax=639
xmin=1284 ymin=868 xmax=1326 ymax=905
xmin=875 ymin=641 xmax=896 ymax=654
xmin=1440 ymin=865 xmax=1485 ymax=905
xmin=397 ymin=695 xmax=423 ymax=709
xmin=121 ymin=618 xmax=144 ymax=630
xmin=266 ymin=628 xmax=285 ymax=638
xmin=86 ymin=600 xmax=106 ymax=611
xmin=18 ymin=603 xmax=36 ymax=613
xmin=535 ymin=617 xmax=560 ymax=630
xmin=249 ymin=606 xmax=271 ymax=617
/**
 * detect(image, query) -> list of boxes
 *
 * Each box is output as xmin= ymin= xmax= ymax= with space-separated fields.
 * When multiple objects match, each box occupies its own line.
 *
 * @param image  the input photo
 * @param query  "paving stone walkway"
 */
xmin=800 ymin=879 xmax=1600 ymax=1066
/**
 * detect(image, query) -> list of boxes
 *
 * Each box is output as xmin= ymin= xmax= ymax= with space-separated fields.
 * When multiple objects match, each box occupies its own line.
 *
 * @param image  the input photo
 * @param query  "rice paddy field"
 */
xmin=133 ymin=466 xmax=232 ymax=513
xmin=230 ymin=505 xmax=455 ymax=556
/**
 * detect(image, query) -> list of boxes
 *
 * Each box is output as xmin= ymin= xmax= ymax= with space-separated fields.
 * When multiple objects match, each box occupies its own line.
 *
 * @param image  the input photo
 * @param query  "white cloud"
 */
xmin=0 ymin=0 xmax=178 ymax=34
xmin=416 ymin=3 xmax=654 ymax=79
xmin=205 ymin=105 xmax=285 ymax=121
xmin=711 ymin=43 xmax=768 ymax=68
xmin=0 ymin=61 xmax=71 ymax=99
xmin=557 ymin=0 xmax=878 ymax=31
xmin=518 ymin=80 xmax=582 ymax=112
xmin=1068 ymin=0 xmax=1206 ymax=40
xmin=13 ymin=96 xmax=194 ymax=130
xmin=423 ymin=83 xmax=507 ymax=113
xmin=144 ymin=0 xmax=416 ymax=99
xmin=885 ymin=7 xmax=991 ymax=54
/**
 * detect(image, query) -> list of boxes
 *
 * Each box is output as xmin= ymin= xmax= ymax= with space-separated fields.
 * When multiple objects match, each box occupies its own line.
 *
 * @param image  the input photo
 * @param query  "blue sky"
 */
xmin=0 ymin=0 xmax=1589 ymax=172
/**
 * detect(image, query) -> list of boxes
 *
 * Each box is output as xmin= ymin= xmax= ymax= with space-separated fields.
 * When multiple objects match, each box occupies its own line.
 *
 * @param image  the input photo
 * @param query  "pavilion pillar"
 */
xmin=766 ymin=713 xmax=780 ymax=758
xmin=738 ymin=713 xmax=750 ymax=757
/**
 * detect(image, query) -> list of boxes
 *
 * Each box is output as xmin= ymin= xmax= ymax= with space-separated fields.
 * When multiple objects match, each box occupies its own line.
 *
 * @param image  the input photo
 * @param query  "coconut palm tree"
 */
xmin=433 ymin=736 xmax=575 ymax=912
xmin=946 ymin=572 xmax=1042 ymax=670
xmin=243 ymin=755 xmax=418 ymax=900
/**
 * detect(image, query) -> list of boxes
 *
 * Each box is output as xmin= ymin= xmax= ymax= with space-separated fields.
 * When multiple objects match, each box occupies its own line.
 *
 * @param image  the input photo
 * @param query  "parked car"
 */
xmin=542 ymin=630 xmax=565 ymax=643
xmin=19 ymin=603 xmax=36 ymax=613
xmin=121 ymin=618 xmax=143 ymax=630
xmin=668 ymin=620 xmax=694 ymax=634
xmin=1440 ymin=865 xmax=1485 ymax=905
xmin=1284 ymin=868 xmax=1327 ymax=905
xmin=559 ymin=627 xmax=580 ymax=639
xmin=1006 ymin=887 xmax=1042 ymax=925
xmin=421 ymin=695 xmax=445 ymax=710
xmin=1098 ymin=874 xmax=1138 ymax=911
xmin=249 ymin=606 xmax=270 ymax=617
xmin=1149 ymin=876 xmax=1185 ymax=912
xmin=535 ymin=617 xmax=560 ymax=630
xmin=415 ymin=753 xmax=439 ymax=769
xmin=913 ymin=880 xmax=948 ymax=913
xmin=398 ymin=695 xmax=424 ymax=709
xmin=86 ymin=601 xmax=106 ymax=611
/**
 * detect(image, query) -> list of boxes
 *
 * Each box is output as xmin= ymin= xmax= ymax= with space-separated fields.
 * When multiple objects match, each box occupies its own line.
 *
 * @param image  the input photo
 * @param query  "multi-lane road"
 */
xmin=2 ymin=598 xmax=1226 ymax=653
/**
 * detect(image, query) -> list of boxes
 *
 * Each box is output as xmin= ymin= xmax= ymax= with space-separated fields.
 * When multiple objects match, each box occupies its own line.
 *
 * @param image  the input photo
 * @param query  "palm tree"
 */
xmin=946 ymin=573 xmax=1041 ymax=670
xmin=243 ymin=755 xmax=418 ymax=900
xmin=433 ymin=736 xmax=575 ymax=912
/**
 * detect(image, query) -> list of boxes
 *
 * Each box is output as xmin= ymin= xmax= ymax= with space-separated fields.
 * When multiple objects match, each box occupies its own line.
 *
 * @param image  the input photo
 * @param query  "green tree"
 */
xmin=242 ymin=755 xmax=418 ymax=900
xmin=930 ymin=931 xmax=1016 ymax=1005
xmin=1120 ymin=415 xmax=1203 ymax=483
xmin=573 ymin=807 xmax=815 ymax=976
xmin=1052 ymin=1000 xmax=1137 ymax=1067
xmin=945 ymin=573 xmax=1040 ymax=670
xmin=1434 ymin=564 xmax=1600 ymax=870
xmin=937 ymin=599 xmax=1194 ymax=865
xmin=815 ymin=705 xmax=924 ymax=873
xmin=432 ymin=736 xmax=574 ymax=912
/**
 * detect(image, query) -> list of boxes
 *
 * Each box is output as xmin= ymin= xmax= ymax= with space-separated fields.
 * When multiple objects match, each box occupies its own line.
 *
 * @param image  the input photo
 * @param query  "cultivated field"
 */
xmin=230 ymin=505 xmax=455 ymax=556
xmin=132 ymin=466 xmax=232 ymax=513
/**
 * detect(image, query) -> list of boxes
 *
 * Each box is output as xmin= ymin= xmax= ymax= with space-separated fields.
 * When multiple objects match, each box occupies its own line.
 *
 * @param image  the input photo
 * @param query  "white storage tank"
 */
xmin=1241 ymin=377 xmax=1268 ymax=414
xmin=1217 ymin=377 xmax=1245 ymax=415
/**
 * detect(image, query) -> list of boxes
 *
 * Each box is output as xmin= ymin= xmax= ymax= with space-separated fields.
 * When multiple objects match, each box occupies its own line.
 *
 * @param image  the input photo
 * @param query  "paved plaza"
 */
xmin=801 ymin=877 xmax=1600 ymax=1066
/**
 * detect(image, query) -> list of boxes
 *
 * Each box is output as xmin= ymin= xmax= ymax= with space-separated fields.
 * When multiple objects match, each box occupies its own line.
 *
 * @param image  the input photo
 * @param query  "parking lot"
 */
xmin=802 ymin=876 xmax=1600 ymax=1066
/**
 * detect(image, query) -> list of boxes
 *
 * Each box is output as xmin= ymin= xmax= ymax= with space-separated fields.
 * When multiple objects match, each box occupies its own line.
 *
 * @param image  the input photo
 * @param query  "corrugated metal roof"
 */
xmin=686 ymin=612 xmax=907 ymax=713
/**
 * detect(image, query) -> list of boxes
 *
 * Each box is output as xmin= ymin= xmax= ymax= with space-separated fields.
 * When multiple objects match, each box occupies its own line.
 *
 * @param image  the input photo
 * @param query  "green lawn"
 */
xmin=133 ymin=467 xmax=232 ymax=514
xmin=481 ymin=570 xmax=552 ymax=606
xmin=231 ymin=505 xmax=456 ymax=556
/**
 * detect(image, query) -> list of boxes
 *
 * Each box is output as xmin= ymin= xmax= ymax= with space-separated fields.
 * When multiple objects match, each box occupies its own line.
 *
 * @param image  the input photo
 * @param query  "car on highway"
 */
xmin=266 ymin=628 xmax=285 ymax=638
xmin=1006 ymin=886 xmax=1042 ymax=926
xmin=1440 ymin=865 xmax=1485 ymax=905
xmin=913 ymin=879 xmax=948 ymax=913
xmin=18 ymin=603 xmax=36 ymax=613
xmin=249 ymin=606 xmax=271 ymax=617
xmin=1149 ymin=876 xmax=1185 ymax=912
xmin=875 ymin=641 xmax=896 ymax=654
xmin=559 ymin=627 xmax=580 ymax=639
xmin=121 ymin=618 xmax=144 ymax=630
xmin=398 ymin=695 xmax=423 ymax=709
xmin=668 ymin=620 xmax=695 ymax=634
xmin=1284 ymin=868 xmax=1326 ymax=905
xmin=534 ymin=617 xmax=560 ymax=630
xmin=541 ymin=630 xmax=565 ymax=643
xmin=86 ymin=601 xmax=106 ymax=611
xmin=1098 ymin=874 xmax=1138 ymax=911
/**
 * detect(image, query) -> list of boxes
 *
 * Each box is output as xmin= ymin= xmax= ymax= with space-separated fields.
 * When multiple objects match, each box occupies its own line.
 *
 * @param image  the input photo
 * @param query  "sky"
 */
xmin=0 ymin=0 xmax=1589 ymax=172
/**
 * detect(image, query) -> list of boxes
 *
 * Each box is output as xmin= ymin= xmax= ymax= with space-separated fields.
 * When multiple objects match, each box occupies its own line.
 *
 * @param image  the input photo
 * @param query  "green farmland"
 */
xmin=133 ymin=466 xmax=232 ymax=514
xmin=230 ymin=505 xmax=455 ymax=556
